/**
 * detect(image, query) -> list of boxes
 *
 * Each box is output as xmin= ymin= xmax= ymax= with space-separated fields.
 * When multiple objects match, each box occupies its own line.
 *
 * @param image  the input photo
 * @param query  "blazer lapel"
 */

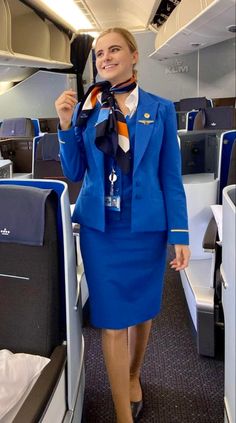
xmin=133 ymin=89 xmax=160 ymax=174
xmin=87 ymin=105 xmax=104 ymax=181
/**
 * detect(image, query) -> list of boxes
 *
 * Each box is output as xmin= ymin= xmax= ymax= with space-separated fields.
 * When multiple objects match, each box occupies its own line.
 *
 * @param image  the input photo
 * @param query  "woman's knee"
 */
xmin=102 ymin=328 xmax=128 ymax=341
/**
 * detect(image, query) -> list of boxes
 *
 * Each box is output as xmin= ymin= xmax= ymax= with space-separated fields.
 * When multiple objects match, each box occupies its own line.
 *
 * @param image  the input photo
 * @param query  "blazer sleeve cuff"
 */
xmin=58 ymin=125 xmax=75 ymax=143
xmin=168 ymin=229 xmax=189 ymax=245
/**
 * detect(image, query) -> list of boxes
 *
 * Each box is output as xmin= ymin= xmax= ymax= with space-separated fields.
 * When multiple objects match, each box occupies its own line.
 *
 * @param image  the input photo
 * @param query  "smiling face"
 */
xmin=95 ymin=31 xmax=138 ymax=86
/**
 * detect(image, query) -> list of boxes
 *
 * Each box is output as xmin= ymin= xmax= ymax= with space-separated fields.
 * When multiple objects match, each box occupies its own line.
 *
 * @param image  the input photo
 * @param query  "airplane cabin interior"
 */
xmin=0 ymin=1 xmax=235 ymax=422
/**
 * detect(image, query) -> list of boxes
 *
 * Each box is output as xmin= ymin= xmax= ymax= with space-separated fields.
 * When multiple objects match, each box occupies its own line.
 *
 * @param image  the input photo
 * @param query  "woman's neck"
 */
xmin=114 ymin=92 xmax=131 ymax=115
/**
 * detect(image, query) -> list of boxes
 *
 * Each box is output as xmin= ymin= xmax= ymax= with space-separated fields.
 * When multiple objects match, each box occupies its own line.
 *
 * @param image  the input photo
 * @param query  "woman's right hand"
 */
xmin=55 ymin=90 xmax=78 ymax=130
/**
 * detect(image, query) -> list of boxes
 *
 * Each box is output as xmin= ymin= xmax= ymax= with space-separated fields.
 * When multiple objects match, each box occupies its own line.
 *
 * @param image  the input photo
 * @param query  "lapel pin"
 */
xmin=138 ymin=119 xmax=154 ymax=125
xmin=144 ymin=113 xmax=150 ymax=118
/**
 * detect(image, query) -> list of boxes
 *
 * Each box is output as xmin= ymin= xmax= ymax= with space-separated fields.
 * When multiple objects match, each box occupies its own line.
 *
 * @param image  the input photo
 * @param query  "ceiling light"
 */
xmin=40 ymin=0 xmax=93 ymax=31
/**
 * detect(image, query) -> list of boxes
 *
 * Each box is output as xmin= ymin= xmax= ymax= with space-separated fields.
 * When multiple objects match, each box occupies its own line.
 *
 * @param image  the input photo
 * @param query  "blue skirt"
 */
xmin=80 ymin=211 xmax=167 ymax=329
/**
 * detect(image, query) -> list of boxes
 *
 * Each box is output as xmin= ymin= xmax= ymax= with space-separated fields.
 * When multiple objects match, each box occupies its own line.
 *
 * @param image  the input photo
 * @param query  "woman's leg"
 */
xmin=128 ymin=319 xmax=152 ymax=402
xmin=102 ymin=328 xmax=133 ymax=423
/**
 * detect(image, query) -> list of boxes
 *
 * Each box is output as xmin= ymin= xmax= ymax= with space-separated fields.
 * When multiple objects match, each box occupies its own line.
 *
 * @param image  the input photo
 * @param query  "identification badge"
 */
xmin=105 ymin=195 xmax=121 ymax=211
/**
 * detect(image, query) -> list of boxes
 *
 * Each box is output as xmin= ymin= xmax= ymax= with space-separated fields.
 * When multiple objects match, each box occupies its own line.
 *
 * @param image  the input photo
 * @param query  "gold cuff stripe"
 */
xmin=170 ymin=229 xmax=189 ymax=232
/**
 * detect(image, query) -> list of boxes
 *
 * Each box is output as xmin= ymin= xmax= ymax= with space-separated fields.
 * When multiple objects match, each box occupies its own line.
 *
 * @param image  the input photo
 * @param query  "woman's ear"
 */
xmin=132 ymin=51 xmax=139 ymax=65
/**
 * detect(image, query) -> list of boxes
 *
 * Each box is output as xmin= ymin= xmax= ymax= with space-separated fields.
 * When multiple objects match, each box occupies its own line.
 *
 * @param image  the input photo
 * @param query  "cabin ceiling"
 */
xmin=1 ymin=0 xmax=235 ymax=85
xmin=74 ymin=0 xmax=160 ymax=32
xmin=23 ymin=0 xmax=162 ymax=33
xmin=20 ymin=0 xmax=236 ymax=55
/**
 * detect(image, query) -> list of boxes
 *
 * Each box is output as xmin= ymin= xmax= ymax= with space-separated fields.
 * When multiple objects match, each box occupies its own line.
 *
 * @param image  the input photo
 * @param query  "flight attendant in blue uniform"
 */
xmin=55 ymin=27 xmax=190 ymax=423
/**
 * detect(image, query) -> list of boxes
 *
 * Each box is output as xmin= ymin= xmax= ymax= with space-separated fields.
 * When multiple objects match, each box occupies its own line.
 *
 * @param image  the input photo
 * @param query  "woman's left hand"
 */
xmin=170 ymin=245 xmax=191 ymax=271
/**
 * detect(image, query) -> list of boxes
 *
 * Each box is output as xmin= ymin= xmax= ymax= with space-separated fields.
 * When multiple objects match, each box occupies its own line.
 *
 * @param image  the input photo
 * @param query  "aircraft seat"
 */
xmin=0 ymin=117 xmax=35 ymax=138
xmin=31 ymin=118 xmax=41 ymax=136
xmin=32 ymin=133 xmax=89 ymax=307
xmin=176 ymin=96 xmax=212 ymax=131
xmin=174 ymin=101 xmax=180 ymax=111
xmin=38 ymin=117 xmax=60 ymax=133
xmin=193 ymin=106 xmax=236 ymax=131
xmin=0 ymin=179 xmax=85 ymax=422
xmin=176 ymin=110 xmax=198 ymax=131
xmin=203 ymin=135 xmax=236 ymax=318
xmin=212 ymin=97 xmax=236 ymax=108
xmin=32 ymin=132 xmax=82 ymax=204
xmin=221 ymin=184 xmax=236 ymax=423
xmin=179 ymin=96 xmax=212 ymax=111
xmin=0 ymin=117 xmax=36 ymax=178
xmin=179 ymin=130 xmax=235 ymax=356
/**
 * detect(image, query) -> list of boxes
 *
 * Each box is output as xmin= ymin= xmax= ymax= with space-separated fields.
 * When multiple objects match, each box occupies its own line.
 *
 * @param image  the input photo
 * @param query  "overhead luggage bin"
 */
xmin=0 ymin=0 xmax=72 ymax=68
xmin=0 ymin=0 xmax=11 ymax=56
xmin=9 ymin=0 xmax=51 ymax=60
xmin=150 ymin=0 xmax=236 ymax=60
xmin=47 ymin=21 xmax=71 ymax=64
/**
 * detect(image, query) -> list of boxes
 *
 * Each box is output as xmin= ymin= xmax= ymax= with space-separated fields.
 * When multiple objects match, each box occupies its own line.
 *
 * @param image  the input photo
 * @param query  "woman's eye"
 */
xmin=96 ymin=51 xmax=103 ymax=58
xmin=111 ymin=47 xmax=120 ymax=53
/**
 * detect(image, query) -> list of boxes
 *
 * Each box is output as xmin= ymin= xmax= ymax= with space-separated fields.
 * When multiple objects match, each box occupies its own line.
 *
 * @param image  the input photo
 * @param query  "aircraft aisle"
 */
xmin=82 ymin=246 xmax=224 ymax=423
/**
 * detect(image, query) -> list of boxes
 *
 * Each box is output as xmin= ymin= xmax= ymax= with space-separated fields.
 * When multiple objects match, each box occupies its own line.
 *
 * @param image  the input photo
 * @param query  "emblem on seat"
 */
xmin=0 ymin=227 xmax=10 ymax=236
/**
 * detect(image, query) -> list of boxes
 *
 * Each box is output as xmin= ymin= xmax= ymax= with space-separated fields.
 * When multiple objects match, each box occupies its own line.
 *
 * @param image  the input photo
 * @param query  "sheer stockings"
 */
xmin=102 ymin=319 xmax=152 ymax=422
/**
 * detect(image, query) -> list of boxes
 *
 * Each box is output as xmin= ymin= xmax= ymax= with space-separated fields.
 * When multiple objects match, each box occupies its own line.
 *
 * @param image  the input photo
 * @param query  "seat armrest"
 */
xmin=13 ymin=345 xmax=67 ymax=423
xmin=72 ymin=223 xmax=80 ymax=236
xmin=202 ymin=216 xmax=218 ymax=251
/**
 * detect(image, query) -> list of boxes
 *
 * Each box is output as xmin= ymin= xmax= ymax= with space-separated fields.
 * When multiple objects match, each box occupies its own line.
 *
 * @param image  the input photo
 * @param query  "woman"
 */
xmin=55 ymin=27 xmax=190 ymax=423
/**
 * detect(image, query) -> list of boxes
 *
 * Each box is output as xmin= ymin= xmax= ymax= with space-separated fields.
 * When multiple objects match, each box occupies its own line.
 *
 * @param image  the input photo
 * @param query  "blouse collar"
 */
xmin=97 ymin=84 xmax=139 ymax=118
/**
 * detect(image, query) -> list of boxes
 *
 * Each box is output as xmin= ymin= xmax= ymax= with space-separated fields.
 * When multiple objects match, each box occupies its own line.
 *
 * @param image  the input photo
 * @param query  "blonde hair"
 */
xmin=95 ymin=27 xmax=138 ymax=77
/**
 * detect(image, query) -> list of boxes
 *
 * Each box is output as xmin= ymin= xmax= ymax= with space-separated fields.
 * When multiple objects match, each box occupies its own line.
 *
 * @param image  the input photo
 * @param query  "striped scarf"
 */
xmin=76 ymin=76 xmax=137 ymax=174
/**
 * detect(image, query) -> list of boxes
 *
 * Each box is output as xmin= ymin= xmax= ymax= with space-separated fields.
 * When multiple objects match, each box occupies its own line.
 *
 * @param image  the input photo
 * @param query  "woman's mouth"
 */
xmin=103 ymin=64 xmax=118 ymax=70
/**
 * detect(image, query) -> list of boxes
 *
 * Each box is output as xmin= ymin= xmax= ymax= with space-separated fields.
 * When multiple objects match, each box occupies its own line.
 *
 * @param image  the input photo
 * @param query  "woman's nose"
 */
xmin=103 ymin=50 xmax=111 ymax=61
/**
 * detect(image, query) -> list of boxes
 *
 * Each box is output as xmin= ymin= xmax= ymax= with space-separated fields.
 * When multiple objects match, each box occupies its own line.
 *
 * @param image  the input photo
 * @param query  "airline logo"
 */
xmin=0 ymin=227 xmax=11 ymax=236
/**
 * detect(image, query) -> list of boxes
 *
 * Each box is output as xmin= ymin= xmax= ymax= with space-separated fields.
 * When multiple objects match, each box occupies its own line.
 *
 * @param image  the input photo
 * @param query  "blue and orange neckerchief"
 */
xmin=76 ymin=76 xmax=137 ymax=174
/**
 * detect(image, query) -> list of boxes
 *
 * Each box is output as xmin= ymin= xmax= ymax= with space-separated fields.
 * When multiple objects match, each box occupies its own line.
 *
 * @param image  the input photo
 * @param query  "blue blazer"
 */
xmin=58 ymin=88 xmax=189 ymax=245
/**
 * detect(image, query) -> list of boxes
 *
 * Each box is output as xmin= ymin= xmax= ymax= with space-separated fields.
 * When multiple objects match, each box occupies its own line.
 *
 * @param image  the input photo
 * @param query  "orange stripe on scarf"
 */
xmin=117 ymin=121 xmax=129 ymax=138
xmin=90 ymin=86 xmax=101 ymax=108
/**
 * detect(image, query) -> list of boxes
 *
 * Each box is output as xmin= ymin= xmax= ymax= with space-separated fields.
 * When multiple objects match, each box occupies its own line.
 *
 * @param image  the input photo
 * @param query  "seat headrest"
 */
xmin=179 ymin=97 xmax=210 ymax=112
xmin=0 ymin=185 xmax=54 ymax=246
xmin=0 ymin=118 xmax=35 ymax=138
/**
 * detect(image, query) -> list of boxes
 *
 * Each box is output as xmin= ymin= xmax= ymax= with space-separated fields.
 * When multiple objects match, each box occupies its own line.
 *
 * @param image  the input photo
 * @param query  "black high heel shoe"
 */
xmin=130 ymin=399 xmax=143 ymax=421
xmin=130 ymin=380 xmax=143 ymax=421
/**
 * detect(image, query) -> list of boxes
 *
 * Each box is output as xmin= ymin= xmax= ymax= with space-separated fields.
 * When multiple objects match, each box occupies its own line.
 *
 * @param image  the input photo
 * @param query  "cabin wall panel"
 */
xmin=199 ymin=38 xmax=236 ymax=99
xmin=0 ymin=71 xmax=76 ymax=119
xmin=0 ymin=32 xmax=234 ymax=119
xmin=134 ymin=32 xmax=235 ymax=102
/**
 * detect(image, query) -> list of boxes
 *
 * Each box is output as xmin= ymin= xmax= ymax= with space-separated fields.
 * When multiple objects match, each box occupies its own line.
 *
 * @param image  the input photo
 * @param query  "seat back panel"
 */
xmin=0 ymin=187 xmax=63 ymax=357
xmin=33 ymin=133 xmax=82 ymax=203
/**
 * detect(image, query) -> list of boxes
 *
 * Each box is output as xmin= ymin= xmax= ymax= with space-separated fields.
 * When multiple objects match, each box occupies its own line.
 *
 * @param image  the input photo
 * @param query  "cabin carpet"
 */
xmin=82 ymin=246 xmax=224 ymax=423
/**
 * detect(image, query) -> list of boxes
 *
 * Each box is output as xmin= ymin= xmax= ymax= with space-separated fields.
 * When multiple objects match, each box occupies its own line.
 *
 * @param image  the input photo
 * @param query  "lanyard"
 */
xmin=105 ymin=161 xmax=121 ymax=211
